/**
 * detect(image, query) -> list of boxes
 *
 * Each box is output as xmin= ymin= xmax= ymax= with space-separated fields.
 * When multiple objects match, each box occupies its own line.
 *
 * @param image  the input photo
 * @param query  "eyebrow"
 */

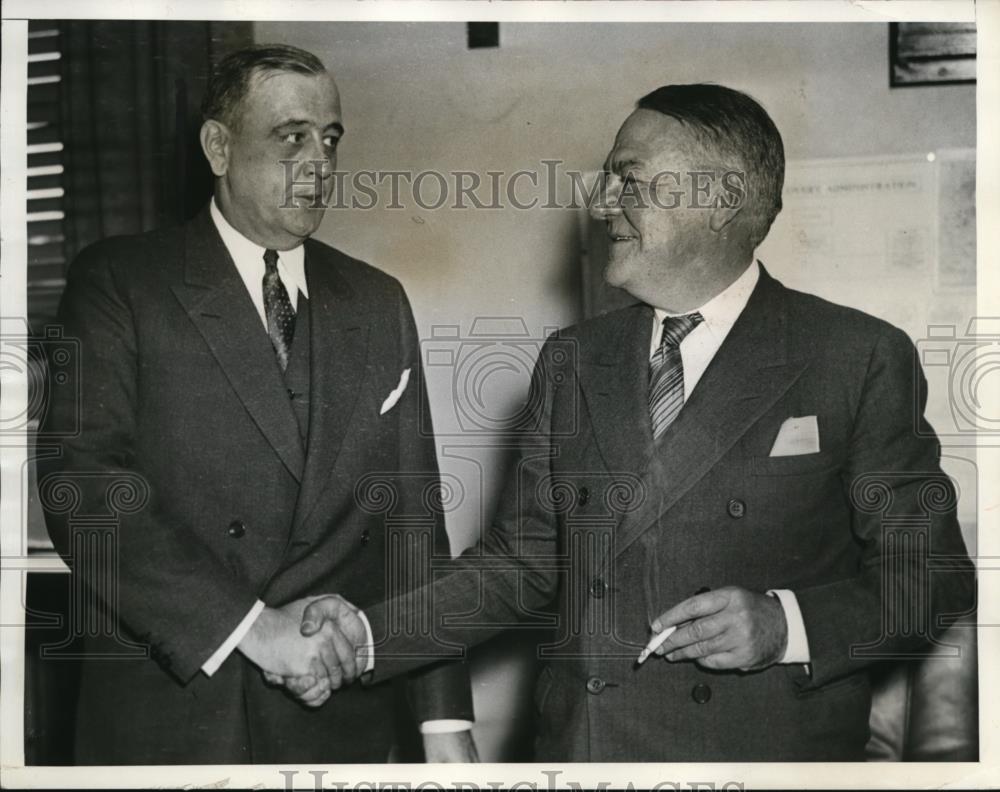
xmin=273 ymin=119 xmax=345 ymax=137
xmin=606 ymin=157 xmax=641 ymax=172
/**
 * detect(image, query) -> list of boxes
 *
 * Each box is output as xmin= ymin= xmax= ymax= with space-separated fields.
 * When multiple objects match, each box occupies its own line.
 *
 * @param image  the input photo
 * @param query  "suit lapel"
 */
xmin=171 ymin=208 xmax=305 ymax=481
xmin=609 ymin=269 xmax=811 ymax=562
xmin=578 ymin=303 xmax=657 ymax=477
xmin=291 ymin=241 xmax=371 ymax=533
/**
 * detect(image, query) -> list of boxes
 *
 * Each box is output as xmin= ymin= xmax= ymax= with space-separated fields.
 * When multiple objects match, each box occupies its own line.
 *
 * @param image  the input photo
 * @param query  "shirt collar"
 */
xmin=654 ymin=260 xmax=759 ymax=335
xmin=209 ymin=198 xmax=309 ymax=298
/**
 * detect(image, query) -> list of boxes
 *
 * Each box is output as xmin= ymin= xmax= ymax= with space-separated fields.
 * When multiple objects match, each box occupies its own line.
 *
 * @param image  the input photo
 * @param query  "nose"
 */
xmin=302 ymin=134 xmax=334 ymax=182
xmin=590 ymin=172 xmax=623 ymax=221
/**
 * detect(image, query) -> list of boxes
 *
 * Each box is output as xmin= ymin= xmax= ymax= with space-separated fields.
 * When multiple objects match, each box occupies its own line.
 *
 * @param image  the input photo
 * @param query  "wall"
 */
xmin=255 ymin=20 xmax=977 ymax=759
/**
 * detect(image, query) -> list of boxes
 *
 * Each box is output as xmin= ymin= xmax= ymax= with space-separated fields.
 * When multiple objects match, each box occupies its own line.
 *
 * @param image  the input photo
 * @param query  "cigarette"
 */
xmin=637 ymin=625 xmax=677 ymax=665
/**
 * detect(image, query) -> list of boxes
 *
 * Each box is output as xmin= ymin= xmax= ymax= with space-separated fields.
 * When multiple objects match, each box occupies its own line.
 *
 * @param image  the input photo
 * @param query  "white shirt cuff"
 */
xmin=202 ymin=599 xmax=266 ymax=677
xmin=419 ymin=720 xmax=474 ymax=734
xmin=354 ymin=610 xmax=469 ymax=733
xmin=767 ymin=589 xmax=811 ymax=665
xmin=356 ymin=607 xmax=376 ymax=674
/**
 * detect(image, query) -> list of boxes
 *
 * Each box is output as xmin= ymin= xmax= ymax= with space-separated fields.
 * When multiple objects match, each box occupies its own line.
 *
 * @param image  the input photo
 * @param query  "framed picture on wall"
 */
xmin=890 ymin=21 xmax=976 ymax=86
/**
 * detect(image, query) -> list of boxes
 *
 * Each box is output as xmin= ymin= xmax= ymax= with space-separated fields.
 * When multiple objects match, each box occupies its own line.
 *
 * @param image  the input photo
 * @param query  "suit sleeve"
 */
xmin=391 ymin=284 xmax=475 ymax=722
xmin=365 ymin=330 xmax=563 ymax=685
xmin=38 ymin=245 xmax=260 ymax=683
xmin=792 ymin=326 xmax=976 ymax=689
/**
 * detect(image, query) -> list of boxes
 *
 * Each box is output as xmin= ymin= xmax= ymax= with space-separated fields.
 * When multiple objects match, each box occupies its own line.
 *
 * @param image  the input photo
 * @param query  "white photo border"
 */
xmin=1 ymin=1 xmax=997 ymax=788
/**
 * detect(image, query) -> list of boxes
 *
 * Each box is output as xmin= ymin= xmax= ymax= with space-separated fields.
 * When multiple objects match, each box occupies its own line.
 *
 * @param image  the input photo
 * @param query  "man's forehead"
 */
xmin=616 ymin=110 xmax=690 ymax=147
xmin=242 ymin=69 xmax=341 ymax=123
xmin=609 ymin=110 xmax=702 ymax=165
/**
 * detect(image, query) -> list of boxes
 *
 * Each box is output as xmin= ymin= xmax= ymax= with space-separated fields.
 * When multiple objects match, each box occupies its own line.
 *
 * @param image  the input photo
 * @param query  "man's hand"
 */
xmin=423 ymin=730 xmax=479 ymax=763
xmin=650 ymin=586 xmax=787 ymax=671
xmin=241 ymin=597 xmax=360 ymax=698
xmin=263 ymin=594 xmax=369 ymax=707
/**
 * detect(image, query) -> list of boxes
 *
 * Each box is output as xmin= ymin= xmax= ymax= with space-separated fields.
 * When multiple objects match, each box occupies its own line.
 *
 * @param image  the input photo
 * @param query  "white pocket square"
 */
xmin=769 ymin=415 xmax=820 ymax=456
xmin=379 ymin=368 xmax=411 ymax=415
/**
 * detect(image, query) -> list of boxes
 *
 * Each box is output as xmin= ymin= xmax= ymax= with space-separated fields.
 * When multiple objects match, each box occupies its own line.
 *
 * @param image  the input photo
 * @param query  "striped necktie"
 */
xmin=649 ymin=312 xmax=703 ymax=440
xmin=262 ymin=248 xmax=296 ymax=371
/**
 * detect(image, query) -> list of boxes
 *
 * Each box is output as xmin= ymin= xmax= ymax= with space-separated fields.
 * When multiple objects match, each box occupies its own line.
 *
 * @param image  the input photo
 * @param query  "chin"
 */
xmin=605 ymin=261 xmax=650 ymax=303
xmin=284 ymin=211 xmax=325 ymax=240
xmin=603 ymin=256 xmax=630 ymax=289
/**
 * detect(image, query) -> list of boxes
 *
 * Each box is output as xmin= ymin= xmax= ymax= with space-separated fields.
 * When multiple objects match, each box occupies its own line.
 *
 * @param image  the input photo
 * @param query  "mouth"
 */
xmin=289 ymin=192 xmax=324 ymax=207
xmin=607 ymin=232 xmax=637 ymax=243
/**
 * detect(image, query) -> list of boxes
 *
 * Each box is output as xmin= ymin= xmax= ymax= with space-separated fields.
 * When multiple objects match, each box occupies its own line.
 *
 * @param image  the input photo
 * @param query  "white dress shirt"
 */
xmin=209 ymin=198 xmax=308 ymax=322
xmin=202 ymin=201 xmax=471 ymax=732
xmin=650 ymin=260 xmax=810 ymax=666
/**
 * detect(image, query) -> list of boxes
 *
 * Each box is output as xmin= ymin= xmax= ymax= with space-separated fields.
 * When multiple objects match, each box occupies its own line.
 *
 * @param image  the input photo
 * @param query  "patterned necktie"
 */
xmin=649 ymin=312 xmax=704 ymax=440
xmin=262 ymin=248 xmax=296 ymax=371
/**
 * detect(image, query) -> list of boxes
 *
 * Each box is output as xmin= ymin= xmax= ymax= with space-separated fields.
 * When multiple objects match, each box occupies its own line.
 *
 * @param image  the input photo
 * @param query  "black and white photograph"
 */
xmin=0 ymin=1 xmax=997 ymax=788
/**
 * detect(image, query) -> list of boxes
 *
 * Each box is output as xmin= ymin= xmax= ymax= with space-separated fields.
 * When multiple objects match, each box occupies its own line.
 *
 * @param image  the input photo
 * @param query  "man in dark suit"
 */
xmin=285 ymin=85 xmax=975 ymax=760
xmin=39 ymin=44 xmax=476 ymax=765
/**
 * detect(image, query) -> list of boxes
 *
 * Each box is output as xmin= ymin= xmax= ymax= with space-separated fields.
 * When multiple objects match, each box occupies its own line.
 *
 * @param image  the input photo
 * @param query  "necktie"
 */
xmin=649 ymin=312 xmax=703 ymax=440
xmin=262 ymin=248 xmax=296 ymax=371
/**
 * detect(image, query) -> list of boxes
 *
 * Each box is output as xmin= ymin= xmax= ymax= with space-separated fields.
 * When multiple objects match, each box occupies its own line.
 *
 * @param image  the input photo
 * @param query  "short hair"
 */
xmin=637 ymin=83 xmax=785 ymax=250
xmin=202 ymin=44 xmax=327 ymax=127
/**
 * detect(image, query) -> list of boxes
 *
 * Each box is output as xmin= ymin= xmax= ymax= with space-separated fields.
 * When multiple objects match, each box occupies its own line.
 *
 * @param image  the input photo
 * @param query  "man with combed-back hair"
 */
xmin=41 ymin=43 xmax=476 ymax=764
xmin=289 ymin=83 xmax=975 ymax=761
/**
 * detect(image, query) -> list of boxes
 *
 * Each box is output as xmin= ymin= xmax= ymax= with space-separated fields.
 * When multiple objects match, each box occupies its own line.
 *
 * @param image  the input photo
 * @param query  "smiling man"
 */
xmin=40 ymin=44 xmax=475 ymax=765
xmin=291 ymin=83 xmax=974 ymax=761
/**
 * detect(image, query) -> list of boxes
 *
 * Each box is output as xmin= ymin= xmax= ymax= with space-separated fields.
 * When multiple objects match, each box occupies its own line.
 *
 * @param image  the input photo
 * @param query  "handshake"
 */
xmin=238 ymin=594 xmax=368 ymax=708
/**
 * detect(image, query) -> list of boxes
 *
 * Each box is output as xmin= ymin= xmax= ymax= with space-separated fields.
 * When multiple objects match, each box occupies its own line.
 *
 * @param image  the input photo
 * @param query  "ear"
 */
xmin=200 ymin=120 xmax=231 ymax=177
xmin=708 ymin=167 xmax=748 ymax=233
xmin=709 ymin=204 xmax=742 ymax=233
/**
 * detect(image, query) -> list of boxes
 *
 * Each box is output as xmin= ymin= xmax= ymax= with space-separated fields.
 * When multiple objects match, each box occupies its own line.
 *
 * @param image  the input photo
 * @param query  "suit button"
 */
xmin=227 ymin=520 xmax=246 ymax=539
xmin=727 ymin=498 xmax=746 ymax=519
xmin=589 ymin=578 xmax=606 ymax=598
xmin=691 ymin=683 xmax=712 ymax=704
xmin=361 ymin=529 xmax=371 ymax=546
xmin=578 ymin=486 xmax=590 ymax=506
xmin=287 ymin=388 xmax=297 ymax=400
xmin=586 ymin=676 xmax=606 ymax=695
